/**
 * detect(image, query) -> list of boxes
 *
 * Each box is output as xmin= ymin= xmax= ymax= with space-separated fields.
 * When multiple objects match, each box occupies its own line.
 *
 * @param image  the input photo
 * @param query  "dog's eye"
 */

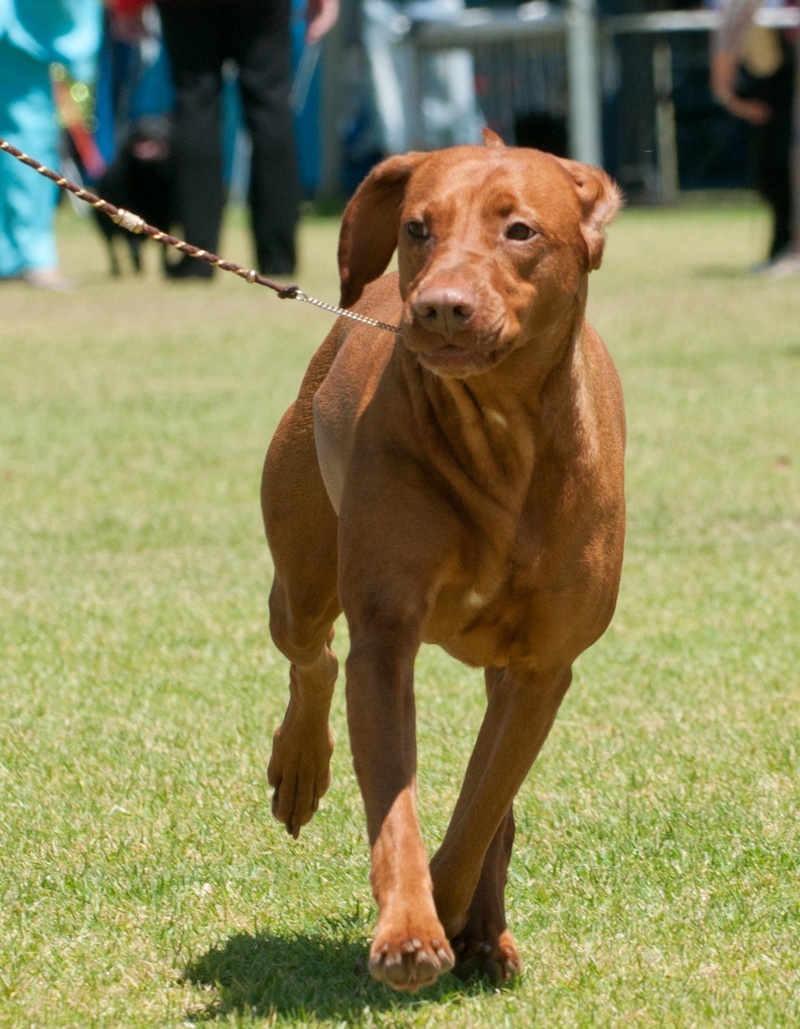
xmin=505 ymin=222 xmax=537 ymax=242
xmin=406 ymin=221 xmax=430 ymax=240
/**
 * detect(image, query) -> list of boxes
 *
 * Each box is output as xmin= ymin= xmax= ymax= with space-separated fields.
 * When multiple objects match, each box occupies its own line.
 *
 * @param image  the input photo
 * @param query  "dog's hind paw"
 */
xmin=451 ymin=928 xmax=521 ymax=985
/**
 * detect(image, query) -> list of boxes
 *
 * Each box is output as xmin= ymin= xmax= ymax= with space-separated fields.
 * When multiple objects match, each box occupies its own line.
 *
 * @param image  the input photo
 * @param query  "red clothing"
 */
xmin=112 ymin=0 xmax=150 ymax=12
xmin=112 ymin=0 xmax=229 ymax=8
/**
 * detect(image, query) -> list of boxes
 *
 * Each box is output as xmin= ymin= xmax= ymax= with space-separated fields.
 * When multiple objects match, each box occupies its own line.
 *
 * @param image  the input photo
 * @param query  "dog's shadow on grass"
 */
xmin=183 ymin=919 xmax=500 ymax=1022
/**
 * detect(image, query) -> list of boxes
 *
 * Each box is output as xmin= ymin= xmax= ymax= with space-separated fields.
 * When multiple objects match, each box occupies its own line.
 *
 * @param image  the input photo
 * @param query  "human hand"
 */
xmin=109 ymin=11 xmax=148 ymax=44
xmin=305 ymin=0 xmax=339 ymax=43
xmin=711 ymin=50 xmax=772 ymax=124
xmin=710 ymin=50 xmax=738 ymax=101
xmin=725 ymin=95 xmax=772 ymax=124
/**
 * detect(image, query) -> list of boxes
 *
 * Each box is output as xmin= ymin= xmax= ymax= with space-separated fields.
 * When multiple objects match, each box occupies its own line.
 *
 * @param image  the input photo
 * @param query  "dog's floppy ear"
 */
xmin=338 ymin=152 xmax=428 ymax=308
xmin=556 ymin=158 xmax=623 ymax=271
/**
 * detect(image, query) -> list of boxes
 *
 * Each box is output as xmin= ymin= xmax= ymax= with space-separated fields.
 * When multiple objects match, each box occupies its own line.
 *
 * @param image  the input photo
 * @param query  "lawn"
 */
xmin=1 ymin=193 xmax=798 ymax=1028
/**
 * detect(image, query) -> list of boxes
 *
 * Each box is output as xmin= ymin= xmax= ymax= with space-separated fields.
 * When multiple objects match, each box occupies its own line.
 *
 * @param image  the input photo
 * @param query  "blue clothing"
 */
xmin=0 ymin=0 xmax=102 ymax=82
xmin=0 ymin=0 xmax=101 ymax=276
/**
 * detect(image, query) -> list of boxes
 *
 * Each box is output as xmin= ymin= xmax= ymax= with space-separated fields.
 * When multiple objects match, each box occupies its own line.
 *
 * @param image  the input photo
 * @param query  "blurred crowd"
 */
xmin=2 ymin=0 xmax=798 ymax=290
xmin=0 ymin=0 xmax=338 ymax=291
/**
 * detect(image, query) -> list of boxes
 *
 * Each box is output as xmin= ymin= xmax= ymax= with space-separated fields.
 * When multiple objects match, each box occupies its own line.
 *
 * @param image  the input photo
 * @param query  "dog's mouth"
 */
xmin=416 ymin=339 xmax=515 ymax=378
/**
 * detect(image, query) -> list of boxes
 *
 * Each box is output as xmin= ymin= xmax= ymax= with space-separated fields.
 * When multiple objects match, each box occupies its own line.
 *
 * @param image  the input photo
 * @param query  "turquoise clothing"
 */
xmin=0 ymin=0 xmax=103 ymax=82
xmin=0 ymin=0 xmax=102 ymax=276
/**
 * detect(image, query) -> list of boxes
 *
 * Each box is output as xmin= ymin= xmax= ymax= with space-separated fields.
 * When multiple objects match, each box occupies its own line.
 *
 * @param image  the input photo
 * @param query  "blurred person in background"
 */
xmin=116 ymin=0 xmax=339 ymax=281
xmin=711 ymin=0 xmax=800 ymax=275
xmin=0 ymin=0 xmax=104 ymax=290
xmin=361 ymin=0 xmax=483 ymax=156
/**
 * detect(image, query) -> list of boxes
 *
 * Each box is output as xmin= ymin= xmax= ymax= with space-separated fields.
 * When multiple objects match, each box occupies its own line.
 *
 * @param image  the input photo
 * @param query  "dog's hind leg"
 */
xmin=262 ymin=340 xmax=341 ymax=838
xmin=442 ymin=666 xmax=518 ymax=979
xmin=431 ymin=663 xmax=573 ymax=977
xmin=443 ymin=668 xmax=521 ymax=983
xmin=450 ymin=807 xmax=521 ymax=983
xmin=128 ymin=237 xmax=143 ymax=275
xmin=106 ymin=239 xmax=121 ymax=277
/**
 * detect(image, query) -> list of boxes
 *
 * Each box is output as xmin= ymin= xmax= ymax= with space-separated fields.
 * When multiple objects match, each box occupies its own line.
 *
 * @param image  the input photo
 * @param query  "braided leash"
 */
xmin=0 ymin=137 xmax=400 ymax=334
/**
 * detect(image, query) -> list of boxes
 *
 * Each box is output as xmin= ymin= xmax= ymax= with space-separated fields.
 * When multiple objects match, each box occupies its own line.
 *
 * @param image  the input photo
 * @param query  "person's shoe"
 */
xmin=260 ymin=263 xmax=296 ymax=278
xmin=258 ymin=249 xmax=296 ymax=278
xmin=165 ymin=256 xmax=214 ymax=281
xmin=21 ymin=268 xmax=75 ymax=292
xmin=752 ymin=249 xmax=800 ymax=279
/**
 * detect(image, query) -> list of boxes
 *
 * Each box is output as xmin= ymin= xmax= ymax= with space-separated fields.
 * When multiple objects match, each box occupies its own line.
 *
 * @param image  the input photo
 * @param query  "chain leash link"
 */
xmin=288 ymin=290 xmax=400 ymax=332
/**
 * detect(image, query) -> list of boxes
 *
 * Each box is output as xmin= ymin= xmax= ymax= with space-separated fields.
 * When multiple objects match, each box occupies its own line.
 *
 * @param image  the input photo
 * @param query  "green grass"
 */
xmin=1 ymin=196 xmax=798 ymax=1027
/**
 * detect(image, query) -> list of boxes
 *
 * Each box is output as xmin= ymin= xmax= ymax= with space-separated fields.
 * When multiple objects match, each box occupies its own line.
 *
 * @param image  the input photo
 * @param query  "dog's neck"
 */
xmin=406 ymin=299 xmax=585 ymax=411
xmin=402 ymin=309 xmax=597 ymax=494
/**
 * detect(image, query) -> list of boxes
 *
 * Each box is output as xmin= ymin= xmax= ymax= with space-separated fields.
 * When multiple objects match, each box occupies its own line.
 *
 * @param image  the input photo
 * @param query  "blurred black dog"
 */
xmin=93 ymin=115 xmax=174 ymax=276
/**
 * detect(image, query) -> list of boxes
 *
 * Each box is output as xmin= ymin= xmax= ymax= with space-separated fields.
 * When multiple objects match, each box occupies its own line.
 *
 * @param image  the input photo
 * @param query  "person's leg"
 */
xmin=763 ymin=123 xmax=793 ymax=260
xmin=754 ymin=66 xmax=792 ymax=260
xmin=158 ymin=2 xmax=226 ymax=277
xmin=0 ymin=39 xmax=62 ymax=281
xmin=758 ymin=39 xmax=800 ymax=276
xmin=791 ymin=39 xmax=800 ymax=250
xmin=231 ymin=0 xmax=300 ymax=275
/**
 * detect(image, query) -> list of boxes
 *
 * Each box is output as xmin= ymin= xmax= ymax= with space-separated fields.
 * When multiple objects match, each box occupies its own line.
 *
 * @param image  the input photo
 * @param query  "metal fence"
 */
xmin=405 ymin=2 xmax=799 ymax=202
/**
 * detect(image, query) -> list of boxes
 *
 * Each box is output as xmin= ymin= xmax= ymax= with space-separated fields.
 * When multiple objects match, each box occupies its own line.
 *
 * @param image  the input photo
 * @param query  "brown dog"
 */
xmin=262 ymin=132 xmax=625 ymax=992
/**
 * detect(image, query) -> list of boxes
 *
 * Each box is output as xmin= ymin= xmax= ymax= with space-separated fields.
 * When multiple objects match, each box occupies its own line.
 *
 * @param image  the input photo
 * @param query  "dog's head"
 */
xmin=338 ymin=132 xmax=622 ymax=378
xmin=126 ymin=115 xmax=172 ymax=164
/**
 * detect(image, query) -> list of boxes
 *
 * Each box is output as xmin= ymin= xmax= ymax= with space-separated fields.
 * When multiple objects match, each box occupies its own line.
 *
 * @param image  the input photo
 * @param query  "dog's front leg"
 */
xmin=345 ymin=626 xmax=455 ymax=991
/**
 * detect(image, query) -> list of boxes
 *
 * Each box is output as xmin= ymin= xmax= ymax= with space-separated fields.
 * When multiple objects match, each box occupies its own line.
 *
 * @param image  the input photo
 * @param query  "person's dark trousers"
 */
xmin=756 ymin=61 xmax=794 ymax=259
xmin=737 ymin=38 xmax=795 ymax=261
xmin=158 ymin=0 xmax=301 ymax=277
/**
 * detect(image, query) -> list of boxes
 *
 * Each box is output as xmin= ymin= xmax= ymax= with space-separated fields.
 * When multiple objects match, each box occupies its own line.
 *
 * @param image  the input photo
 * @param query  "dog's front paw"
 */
xmin=368 ymin=927 xmax=454 ymax=992
xmin=268 ymin=717 xmax=333 ymax=839
xmin=451 ymin=927 xmax=521 ymax=985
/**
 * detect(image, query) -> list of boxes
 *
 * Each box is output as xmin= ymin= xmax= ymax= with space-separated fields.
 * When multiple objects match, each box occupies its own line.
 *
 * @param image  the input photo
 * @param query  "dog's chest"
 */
xmin=421 ymin=448 xmax=613 ymax=667
xmin=419 ymin=483 xmax=558 ymax=666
